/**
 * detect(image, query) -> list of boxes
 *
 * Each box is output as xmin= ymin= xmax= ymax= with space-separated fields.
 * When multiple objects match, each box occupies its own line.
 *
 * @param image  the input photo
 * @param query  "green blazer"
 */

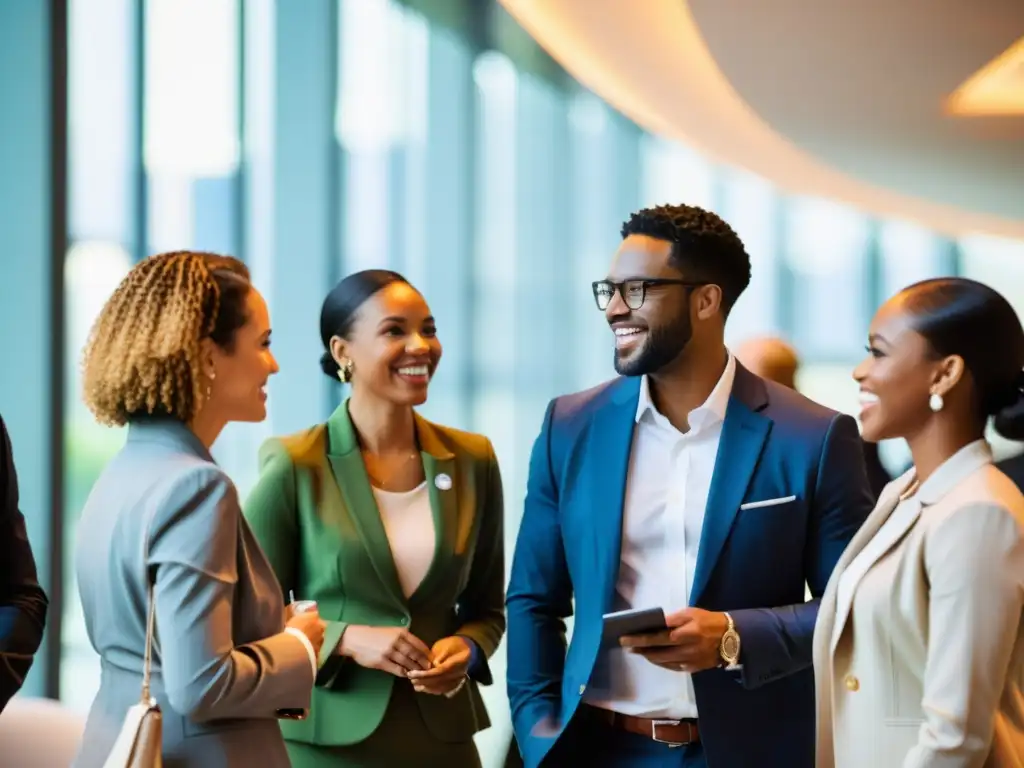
xmin=243 ymin=401 xmax=506 ymax=747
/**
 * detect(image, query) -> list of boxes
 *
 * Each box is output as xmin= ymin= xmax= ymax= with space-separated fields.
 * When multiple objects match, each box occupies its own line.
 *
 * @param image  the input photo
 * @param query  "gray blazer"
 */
xmin=72 ymin=419 xmax=314 ymax=768
xmin=814 ymin=440 xmax=1024 ymax=767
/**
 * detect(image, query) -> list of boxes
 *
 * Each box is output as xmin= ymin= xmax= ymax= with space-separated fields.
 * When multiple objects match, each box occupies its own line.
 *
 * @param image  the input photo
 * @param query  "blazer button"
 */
xmin=399 ymin=617 xmax=408 ymax=625
xmin=578 ymin=684 xmax=586 ymax=695
xmin=844 ymin=674 xmax=860 ymax=692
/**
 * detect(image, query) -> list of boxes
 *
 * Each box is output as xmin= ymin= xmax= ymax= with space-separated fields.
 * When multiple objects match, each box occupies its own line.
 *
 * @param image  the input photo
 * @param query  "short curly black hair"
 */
xmin=621 ymin=203 xmax=751 ymax=315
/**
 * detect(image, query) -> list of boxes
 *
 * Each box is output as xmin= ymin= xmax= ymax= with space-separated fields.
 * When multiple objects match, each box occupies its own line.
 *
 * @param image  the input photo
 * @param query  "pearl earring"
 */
xmin=929 ymin=392 xmax=944 ymax=412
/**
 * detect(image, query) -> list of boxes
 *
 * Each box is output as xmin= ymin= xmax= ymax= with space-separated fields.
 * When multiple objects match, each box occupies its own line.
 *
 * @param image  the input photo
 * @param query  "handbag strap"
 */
xmin=141 ymin=577 xmax=156 ymax=703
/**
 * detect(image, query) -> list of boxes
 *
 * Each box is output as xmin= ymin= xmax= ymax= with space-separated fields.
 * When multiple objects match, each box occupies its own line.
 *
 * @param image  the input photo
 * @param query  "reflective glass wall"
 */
xmin=47 ymin=0 xmax=1024 ymax=764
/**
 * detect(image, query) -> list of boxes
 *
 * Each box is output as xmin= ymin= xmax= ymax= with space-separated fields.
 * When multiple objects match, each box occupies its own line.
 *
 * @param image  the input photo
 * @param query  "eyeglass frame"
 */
xmin=591 ymin=278 xmax=708 ymax=311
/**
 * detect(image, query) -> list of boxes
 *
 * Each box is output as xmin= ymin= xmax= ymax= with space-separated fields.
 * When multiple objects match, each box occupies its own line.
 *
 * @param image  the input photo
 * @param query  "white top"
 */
xmin=373 ymin=481 xmax=435 ymax=599
xmin=585 ymin=354 xmax=737 ymax=719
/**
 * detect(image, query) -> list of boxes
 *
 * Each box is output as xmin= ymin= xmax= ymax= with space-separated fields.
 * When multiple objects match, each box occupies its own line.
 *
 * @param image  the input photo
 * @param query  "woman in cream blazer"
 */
xmin=814 ymin=277 xmax=1024 ymax=768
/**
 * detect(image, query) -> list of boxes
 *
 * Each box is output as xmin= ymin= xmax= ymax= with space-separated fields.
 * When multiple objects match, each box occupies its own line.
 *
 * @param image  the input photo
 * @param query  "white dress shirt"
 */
xmin=585 ymin=355 xmax=736 ymax=719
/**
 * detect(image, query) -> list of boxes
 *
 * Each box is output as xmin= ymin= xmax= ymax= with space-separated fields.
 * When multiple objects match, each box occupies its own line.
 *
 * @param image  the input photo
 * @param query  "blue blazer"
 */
xmin=506 ymin=364 xmax=874 ymax=768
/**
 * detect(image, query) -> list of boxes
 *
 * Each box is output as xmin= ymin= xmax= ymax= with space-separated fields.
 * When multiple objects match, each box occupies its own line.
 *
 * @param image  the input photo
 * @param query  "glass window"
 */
xmin=336 ymin=0 xmax=428 ymax=274
xmin=784 ymin=197 xmax=871 ymax=360
xmin=640 ymin=135 xmax=716 ymax=210
xmin=569 ymin=93 xmax=644 ymax=390
xmin=144 ymin=0 xmax=240 ymax=256
xmin=959 ymin=234 xmax=1024 ymax=315
xmin=471 ymin=50 xmax=518 ymax=385
xmin=62 ymin=243 xmax=134 ymax=713
xmin=142 ymin=0 xmax=258 ymax=489
xmin=878 ymin=219 xmax=950 ymax=300
xmin=62 ymin=0 xmax=139 ymax=711
xmin=719 ymin=167 xmax=780 ymax=346
xmin=467 ymin=35 xmax=518 ymax=735
xmin=68 ymin=0 xmax=135 ymax=245
xmin=403 ymin=25 xmax=475 ymax=429
xmin=513 ymin=73 xmax=574 ymax=404
xmin=471 ymin=47 xmax=519 ymax=559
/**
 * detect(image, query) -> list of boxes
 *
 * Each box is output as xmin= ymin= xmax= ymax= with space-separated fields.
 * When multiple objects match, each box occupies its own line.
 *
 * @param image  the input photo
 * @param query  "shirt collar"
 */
xmin=635 ymin=353 xmax=737 ymax=431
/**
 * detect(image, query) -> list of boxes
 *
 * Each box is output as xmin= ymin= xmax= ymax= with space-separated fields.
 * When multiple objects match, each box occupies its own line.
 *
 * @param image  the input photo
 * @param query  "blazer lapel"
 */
xmin=690 ymin=365 xmax=770 ymax=606
xmin=325 ymin=403 xmax=405 ymax=605
xmin=408 ymin=413 xmax=460 ymax=605
xmin=815 ymin=479 xmax=898 ymax=653
xmin=589 ymin=378 xmax=641 ymax=615
xmin=825 ymin=439 xmax=993 ymax=653
xmin=826 ymin=480 xmax=907 ymax=653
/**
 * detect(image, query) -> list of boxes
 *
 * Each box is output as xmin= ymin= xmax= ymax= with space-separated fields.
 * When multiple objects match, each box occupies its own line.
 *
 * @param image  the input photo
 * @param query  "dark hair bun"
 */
xmin=994 ymin=372 xmax=1024 ymax=441
xmin=320 ymin=351 xmax=341 ymax=378
xmin=901 ymin=278 xmax=1024 ymax=439
xmin=318 ymin=269 xmax=408 ymax=380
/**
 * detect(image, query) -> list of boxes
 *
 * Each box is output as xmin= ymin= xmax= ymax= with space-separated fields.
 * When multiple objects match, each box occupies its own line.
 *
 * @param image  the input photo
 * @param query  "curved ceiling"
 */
xmin=497 ymin=0 xmax=1024 ymax=240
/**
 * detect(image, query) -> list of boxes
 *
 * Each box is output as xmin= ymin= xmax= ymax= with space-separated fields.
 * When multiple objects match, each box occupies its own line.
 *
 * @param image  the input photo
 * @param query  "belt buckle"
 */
xmin=650 ymin=719 xmax=685 ymax=748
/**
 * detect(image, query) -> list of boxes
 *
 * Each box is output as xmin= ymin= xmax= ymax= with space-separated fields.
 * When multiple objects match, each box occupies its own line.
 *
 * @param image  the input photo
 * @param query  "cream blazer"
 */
xmin=813 ymin=440 xmax=1024 ymax=768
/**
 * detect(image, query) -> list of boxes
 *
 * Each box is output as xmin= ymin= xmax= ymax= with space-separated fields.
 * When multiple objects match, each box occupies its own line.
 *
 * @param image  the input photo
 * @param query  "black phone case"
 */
xmin=601 ymin=607 xmax=668 ymax=644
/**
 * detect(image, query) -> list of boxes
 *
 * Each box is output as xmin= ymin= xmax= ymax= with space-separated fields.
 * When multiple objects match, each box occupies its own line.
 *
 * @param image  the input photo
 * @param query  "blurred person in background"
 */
xmin=245 ymin=269 xmax=505 ymax=768
xmin=0 ymin=413 xmax=48 ymax=713
xmin=735 ymin=336 xmax=893 ymax=500
xmin=72 ymin=252 xmax=324 ymax=768
xmin=814 ymin=277 xmax=1024 ymax=767
xmin=734 ymin=336 xmax=799 ymax=390
xmin=507 ymin=204 xmax=874 ymax=768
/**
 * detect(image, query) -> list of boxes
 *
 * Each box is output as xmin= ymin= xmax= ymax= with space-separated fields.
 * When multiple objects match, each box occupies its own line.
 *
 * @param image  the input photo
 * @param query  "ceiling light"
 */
xmin=945 ymin=36 xmax=1024 ymax=116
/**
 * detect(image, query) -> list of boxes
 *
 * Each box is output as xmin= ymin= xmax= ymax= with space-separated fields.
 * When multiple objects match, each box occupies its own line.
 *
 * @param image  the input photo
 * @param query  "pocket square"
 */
xmin=740 ymin=495 xmax=797 ymax=510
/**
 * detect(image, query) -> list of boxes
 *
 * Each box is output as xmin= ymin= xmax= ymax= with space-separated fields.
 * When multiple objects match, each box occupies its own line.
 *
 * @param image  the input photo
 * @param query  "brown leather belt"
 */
xmin=581 ymin=704 xmax=700 ymax=747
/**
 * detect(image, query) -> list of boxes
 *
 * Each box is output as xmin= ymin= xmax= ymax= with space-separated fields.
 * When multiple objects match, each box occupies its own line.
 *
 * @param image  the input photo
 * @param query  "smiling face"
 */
xmin=853 ymin=294 xmax=962 ymax=442
xmin=603 ymin=234 xmax=703 ymax=376
xmin=204 ymin=287 xmax=278 ymax=423
xmin=332 ymin=282 xmax=441 ymax=406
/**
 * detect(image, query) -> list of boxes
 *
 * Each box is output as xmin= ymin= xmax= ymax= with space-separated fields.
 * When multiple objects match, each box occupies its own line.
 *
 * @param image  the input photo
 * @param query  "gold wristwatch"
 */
xmin=719 ymin=612 xmax=741 ymax=669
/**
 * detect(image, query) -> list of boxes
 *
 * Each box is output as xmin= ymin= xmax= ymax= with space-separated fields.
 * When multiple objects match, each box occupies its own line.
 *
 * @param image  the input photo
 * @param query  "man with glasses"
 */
xmin=506 ymin=204 xmax=873 ymax=767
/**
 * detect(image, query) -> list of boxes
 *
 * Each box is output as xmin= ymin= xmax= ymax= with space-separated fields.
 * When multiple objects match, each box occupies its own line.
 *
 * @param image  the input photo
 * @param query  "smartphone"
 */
xmin=601 ymin=607 xmax=668 ymax=644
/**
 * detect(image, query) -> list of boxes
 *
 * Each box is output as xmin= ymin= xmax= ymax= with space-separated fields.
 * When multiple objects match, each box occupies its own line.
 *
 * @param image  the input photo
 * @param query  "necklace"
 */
xmin=364 ymin=450 xmax=421 ymax=491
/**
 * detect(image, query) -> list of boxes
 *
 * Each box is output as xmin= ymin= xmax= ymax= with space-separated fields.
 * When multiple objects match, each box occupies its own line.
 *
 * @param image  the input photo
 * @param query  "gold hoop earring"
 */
xmin=338 ymin=359 xmax=354 ymax=384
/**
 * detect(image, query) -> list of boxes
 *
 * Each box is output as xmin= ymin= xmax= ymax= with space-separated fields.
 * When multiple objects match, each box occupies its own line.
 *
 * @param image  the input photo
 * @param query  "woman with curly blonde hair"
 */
xmin=72 ymin=251 xmax=325 ymax=768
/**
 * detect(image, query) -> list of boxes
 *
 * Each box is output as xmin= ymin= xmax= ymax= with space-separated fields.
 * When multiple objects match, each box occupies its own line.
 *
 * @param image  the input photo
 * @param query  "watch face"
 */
xmin=722 ymin=633 xmax=740 ymax=660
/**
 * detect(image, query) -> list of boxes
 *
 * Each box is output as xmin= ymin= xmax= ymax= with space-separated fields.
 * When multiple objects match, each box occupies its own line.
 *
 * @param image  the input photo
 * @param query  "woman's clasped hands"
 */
xmin=408 ymin=636 xmax=471 ymax=698
xmin=340 ymin=626 xmax=470 ymax=696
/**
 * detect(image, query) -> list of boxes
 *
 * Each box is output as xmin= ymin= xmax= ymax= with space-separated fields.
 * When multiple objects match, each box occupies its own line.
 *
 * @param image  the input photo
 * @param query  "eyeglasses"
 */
xmin=591 ymin=279 xmax=706 ymax=311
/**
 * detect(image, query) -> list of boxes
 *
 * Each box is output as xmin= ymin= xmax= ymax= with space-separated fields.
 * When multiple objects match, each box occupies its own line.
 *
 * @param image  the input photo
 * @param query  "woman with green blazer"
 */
xmin=244 ymin=270 xmax=505 ymax=767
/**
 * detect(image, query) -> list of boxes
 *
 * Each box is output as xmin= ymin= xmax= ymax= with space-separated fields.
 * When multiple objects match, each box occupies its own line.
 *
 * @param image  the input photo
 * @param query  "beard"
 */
xmin=613 ymin=308 xmax=693 ymax=377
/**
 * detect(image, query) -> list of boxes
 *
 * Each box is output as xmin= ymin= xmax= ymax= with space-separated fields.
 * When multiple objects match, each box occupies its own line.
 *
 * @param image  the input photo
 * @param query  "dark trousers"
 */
xmin=538 ymin=707 xmax=707 ymax=768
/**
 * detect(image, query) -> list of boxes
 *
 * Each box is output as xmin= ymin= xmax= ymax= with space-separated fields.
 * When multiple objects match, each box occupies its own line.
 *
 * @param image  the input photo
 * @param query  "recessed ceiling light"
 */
xmin=945 ymin=36 xmax=1024 ymax=117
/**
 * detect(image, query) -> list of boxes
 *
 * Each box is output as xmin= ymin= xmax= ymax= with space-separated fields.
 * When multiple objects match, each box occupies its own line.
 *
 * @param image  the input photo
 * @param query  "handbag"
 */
xmin=102 ymin=573 xmax=163 ymax=767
